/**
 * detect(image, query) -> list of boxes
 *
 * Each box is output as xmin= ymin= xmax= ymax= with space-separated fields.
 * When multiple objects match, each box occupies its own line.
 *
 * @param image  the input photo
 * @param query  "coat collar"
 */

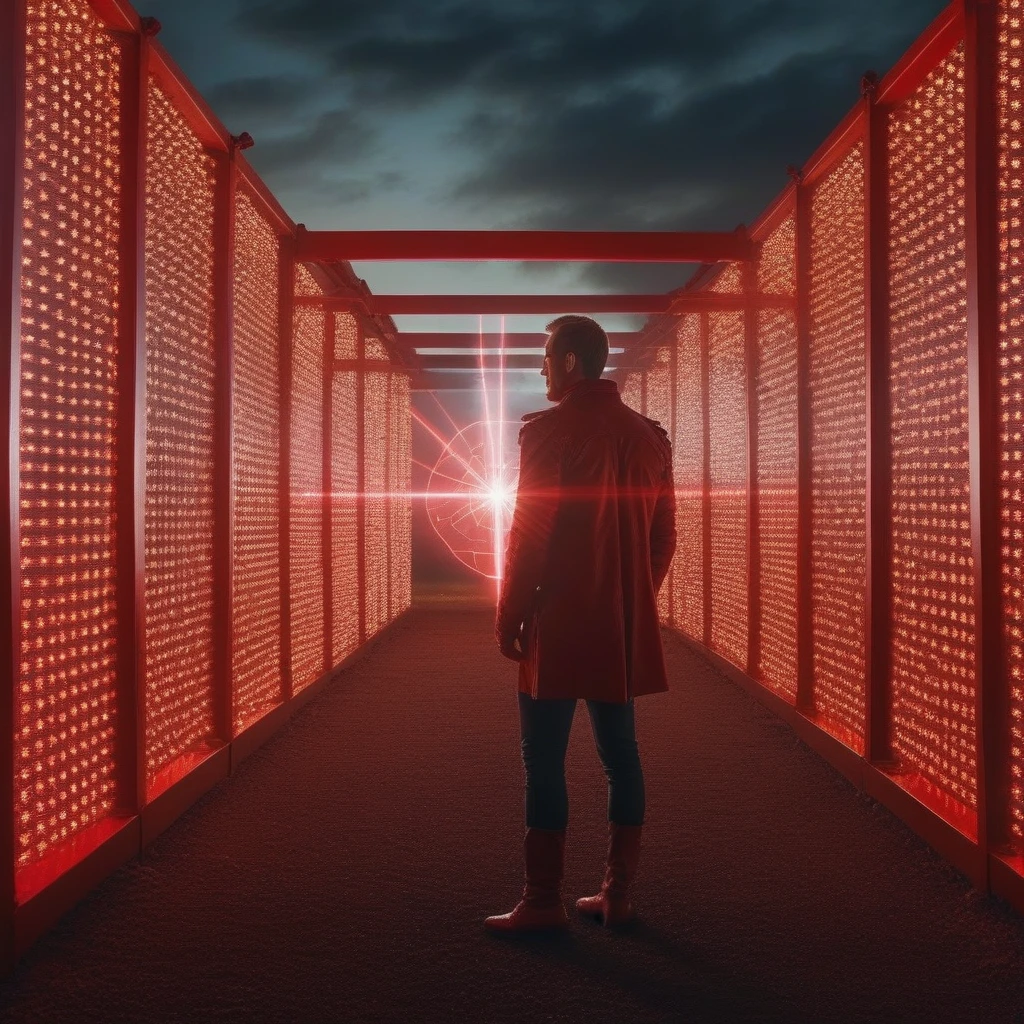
xmin=558 ymin=377 xmax=619 ymax=406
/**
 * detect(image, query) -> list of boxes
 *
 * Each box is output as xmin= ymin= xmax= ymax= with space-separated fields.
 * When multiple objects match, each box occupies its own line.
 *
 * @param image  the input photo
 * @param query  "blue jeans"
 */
xmin=518 ymin=692 xmax=645 ymax=831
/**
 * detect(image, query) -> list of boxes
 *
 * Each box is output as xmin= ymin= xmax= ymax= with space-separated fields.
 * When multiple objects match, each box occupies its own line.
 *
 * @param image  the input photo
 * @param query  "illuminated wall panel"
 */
xmin=231 ymin=191 xmax=281 ymax=733
xmin=708 ymin=267 xmax=748 ymax=668
xmin=755 ymin=215 xmax=798 ymax=700
xmin=808 ymin=142 xmax=867 ymax=749
xmin=672 ymin=315 xmax=704 ymax=640
xmin=332 ymin=315 xmax=360 ymax=662
xmin=290 ymin=265 xmax=325 ymax=693
xmin=364 ymin=365 xmax=389 ymax=638
xmin=621 ymin=372 xmax=642 ymax=413
xmin=998 ymin=0 xmax=1024 ymax=850
xmin=888 ymin=44 xmax=977 ymax=820
xmin=388 ymin=372 xmax=413 ymax=619
xmin=645 ymin=349 xmax=673 ymax=623
xmin=17 ymin=0 xmax=124 ymax=873
xmin=143 ymin=80 xmax=217 ymax=787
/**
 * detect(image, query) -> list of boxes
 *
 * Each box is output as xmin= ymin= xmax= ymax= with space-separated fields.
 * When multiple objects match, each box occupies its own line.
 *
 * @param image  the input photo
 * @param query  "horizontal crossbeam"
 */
xmin=295 ymin=229 xmax=754 ymax=263
xmin=295 ymin=293 xmax=794 ymax=315
xmin=415 ymin=354 xmax=643 ymax=371
xmin=403 ymin=332 xmax=639 ymax=349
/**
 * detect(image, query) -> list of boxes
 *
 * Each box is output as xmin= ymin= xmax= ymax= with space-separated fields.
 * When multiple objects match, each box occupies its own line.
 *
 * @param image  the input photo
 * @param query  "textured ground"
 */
xmin=3 ymin=586 xmax=1024 ymax=1023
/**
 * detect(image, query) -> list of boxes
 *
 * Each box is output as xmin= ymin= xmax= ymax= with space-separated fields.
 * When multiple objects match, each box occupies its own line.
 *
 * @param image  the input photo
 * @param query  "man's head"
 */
xmin=541 ymin=315 xmax=609 ymax=402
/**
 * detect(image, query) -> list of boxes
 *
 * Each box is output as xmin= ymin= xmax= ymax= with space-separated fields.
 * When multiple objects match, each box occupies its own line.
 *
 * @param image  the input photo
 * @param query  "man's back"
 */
xmin=498 ymin=377 xmax=677 ymax=703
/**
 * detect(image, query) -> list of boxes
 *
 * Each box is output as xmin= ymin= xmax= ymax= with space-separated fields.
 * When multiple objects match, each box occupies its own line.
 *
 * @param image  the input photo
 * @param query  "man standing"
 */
xmin=484 ymin=315 xmax=677 ymax=934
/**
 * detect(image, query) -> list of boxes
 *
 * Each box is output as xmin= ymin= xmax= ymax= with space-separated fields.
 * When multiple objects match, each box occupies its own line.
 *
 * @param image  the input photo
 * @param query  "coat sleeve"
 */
xmin=649 ymin=450 xmax=677 ymax=594
xmin=495 ymin=423 xmax=561 ymax=642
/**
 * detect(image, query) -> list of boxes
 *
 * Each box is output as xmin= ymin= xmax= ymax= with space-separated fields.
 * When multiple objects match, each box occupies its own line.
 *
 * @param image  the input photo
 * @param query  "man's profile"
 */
xmin=484 ymin=314 xmax=677 ymax=934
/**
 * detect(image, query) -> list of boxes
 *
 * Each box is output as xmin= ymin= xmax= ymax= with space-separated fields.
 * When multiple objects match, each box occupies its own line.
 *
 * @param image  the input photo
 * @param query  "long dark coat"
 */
xmin=495 ymin=377 xmax=677 ymax=702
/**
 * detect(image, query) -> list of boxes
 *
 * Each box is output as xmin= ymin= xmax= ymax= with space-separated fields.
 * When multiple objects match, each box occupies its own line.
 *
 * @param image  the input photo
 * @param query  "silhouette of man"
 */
xmin=484 ymin=314 xmax=677 ymax=933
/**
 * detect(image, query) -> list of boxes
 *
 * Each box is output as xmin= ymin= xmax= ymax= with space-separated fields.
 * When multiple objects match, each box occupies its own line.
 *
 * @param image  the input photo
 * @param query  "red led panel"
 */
xmin=621 ymin=372 xmax=642 ymax=413
xmin=290 ymin=265 xmax=325 ymax=693
xmin=708 ymin=266 xmax=749 ymax=668
xmin=888 ymin=44 xmax=977 ymax=823
xmin=332 ymin=315 xmax=360 ymax=662
xmin=364 ymin=364 xmax=389 ymax=638
xmin=998 ymin=0 xmax=1024 ymax=850
xmin=17 ymin=0 xmax=124 ymax=871
xmin=143 ymin=80 xmax=218 ymax=788
xmin=672 ymin=315 xmax=705 ymax=640
xmin=231 ymin=190 xmax=282 ymax=733
xmin=365 ymin=334 xmax=389 ymax=360
xmin=387 ymin=372 xmax=412 ymax=619
xmin=392 ymin=372 xmax=413 ymax=616
xmin=645 ymin=349 xmax=673 ymax=623
xmin=755 ymin=215 xmax=798 ymax=700
xmin=808 ymin=141 xmax=867 ymax=749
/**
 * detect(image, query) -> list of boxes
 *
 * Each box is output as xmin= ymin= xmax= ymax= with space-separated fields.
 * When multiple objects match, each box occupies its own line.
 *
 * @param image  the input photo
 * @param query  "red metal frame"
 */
xmin=397 ymin=332 xmax=639 ymax=349
xmin=278 ymin=235 xmax=295 ymax=703
xmin=863 ymin=77 xmax=895 ymax=765
xmin=296 ymin=229 xmax=754 ymax=263
xmin=964 ymin=0 xmax=1009 ymax=867
xmin=794 ymin=177 xmax=814 ymax=712
xmin=113 ymin=22 xmax=151 ymax=817
xmin=743 ymin=258 xmax=761 ymax=679
xmin=212 ymin=144 xmax=238 ymax=746
xmin=1 ymin=0 xmax=26 ymax=973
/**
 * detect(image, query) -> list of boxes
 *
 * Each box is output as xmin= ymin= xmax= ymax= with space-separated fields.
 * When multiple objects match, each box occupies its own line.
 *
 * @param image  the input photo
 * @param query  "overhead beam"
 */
xmin=294 ymin=293 xmax=795 ymax=316
xmin=295 ymin=229 xmax=755 ymax=263
xmin=416 ymin=354 xmax=643 ymax=371
xmin=402 ymin=332 xmax=639 ymax=349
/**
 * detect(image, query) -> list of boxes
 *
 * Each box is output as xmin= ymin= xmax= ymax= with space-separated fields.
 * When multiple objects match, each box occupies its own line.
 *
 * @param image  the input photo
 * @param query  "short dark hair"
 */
xmin=545 ymin=315 xmax=609 ymax=379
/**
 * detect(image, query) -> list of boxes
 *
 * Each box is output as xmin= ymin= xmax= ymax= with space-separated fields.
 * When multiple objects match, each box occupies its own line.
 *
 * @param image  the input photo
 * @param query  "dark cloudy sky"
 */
xmin=144 ymin=0 xmax=948 ymax=405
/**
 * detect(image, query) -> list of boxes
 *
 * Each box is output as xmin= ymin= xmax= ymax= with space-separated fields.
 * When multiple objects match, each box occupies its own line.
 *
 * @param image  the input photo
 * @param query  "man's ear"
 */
xmin=565 ymin=352 xmax=576 ymax=373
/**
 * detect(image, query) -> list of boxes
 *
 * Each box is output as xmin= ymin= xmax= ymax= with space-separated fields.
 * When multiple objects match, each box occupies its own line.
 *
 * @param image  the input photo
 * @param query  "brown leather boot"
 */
xmin=576 ymin=822 xmax=642 ymax=927
xmin=484 ymin=827 xmax=570 ymax=933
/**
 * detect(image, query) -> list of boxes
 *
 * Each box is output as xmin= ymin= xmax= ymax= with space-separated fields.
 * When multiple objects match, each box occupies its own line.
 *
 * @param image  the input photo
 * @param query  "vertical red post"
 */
xmin=794 ymin=178 xmax=815 ymax=712
xmin=114 ymin=21 xmax=155 ymax=815
xmin=964 ymin=0 xmax=1008 ymax=867
xmin=356 ymin=324 xmax=367 ymax=646
xmin=668 ymin=322 xmax=678 ymax=626
xmin=278 ymin=235 xmax=294 ymax=702
xmin=384 ymin=366 xmax=393 ymax=626
xmin=701 ymin=313 xmax=713 ymax=648
xmin=863 ymin=74 xmax=895 ymax=765
xmin=322 ymin=311 xmax=334 ymax=673
xmin=1 ymin=0 xmax=26 ymax=970
xmin=743 ymin=255 xmax=761 ymax=679
xmin=212 ymin=143 xmax=238 ymax=743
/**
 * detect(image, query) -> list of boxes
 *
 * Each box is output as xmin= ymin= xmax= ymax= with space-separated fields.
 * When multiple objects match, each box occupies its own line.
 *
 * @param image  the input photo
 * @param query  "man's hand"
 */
xmin=496 ymin=622 xmax=525 ymax=662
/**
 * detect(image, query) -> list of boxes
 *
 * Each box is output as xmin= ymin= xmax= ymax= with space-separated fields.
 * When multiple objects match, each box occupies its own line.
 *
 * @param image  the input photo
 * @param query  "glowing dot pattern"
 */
xmin=143 ymin=80 xmax=217 ymax=784
xmin=389 ymin=372 xmax=413 ymax=618
xmin=291 ymin=264 xmax=325 ymax=693
xmin=231 ymin=190 xmax=282 ymax=734
xmin=332 ymin=316 xmax=360 ymax=662
xmin=755 ymin=214 xmax=799 ymax=701
xmin=645 ymin=349 xmax=673 ymax=623
xmin=998 ymin=0 xmax=1024 ymax=849
xmin=17 ymin=0 xmax=123 ymax=870
xmin=888 ymin=44 xmax=977 ymax=815
xmin=809 ymin=140 xmax=867 ymax=748
xmin=708 ymin=266 xmax=749 ymax=668
xmin=621 ymin=373 xmax=642 ymax=414
xmin=671 ymin=315 xmax=705 ymax=640
xmin=364 ymin=362 xmax=389 ymax=638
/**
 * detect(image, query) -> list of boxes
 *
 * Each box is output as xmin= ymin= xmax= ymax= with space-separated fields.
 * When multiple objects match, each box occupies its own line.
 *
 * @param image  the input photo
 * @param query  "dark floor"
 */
xmin=3 ymin=586 xmax=1024 ymax=1024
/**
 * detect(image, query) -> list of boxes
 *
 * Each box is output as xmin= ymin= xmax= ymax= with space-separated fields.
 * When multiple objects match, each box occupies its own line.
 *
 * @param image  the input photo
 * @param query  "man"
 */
xmin=484 ymin=314 xmax=677 ymax=934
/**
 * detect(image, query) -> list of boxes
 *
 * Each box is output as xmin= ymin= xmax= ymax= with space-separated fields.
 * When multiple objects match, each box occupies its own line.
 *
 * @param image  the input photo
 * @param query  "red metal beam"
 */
xmin=113 ymin=21 xmax=150 ymax=817
xmin=876 ymin=1 xmax=964 ymax=107
xmin=0 ymin=0 xmax=26 ymax=973
xmin=400 ymin=332 xmax=639 ymax=349
xmin=414 ymin=353 xmax=642 ymax=371
xmin=863 ymin=78 xmax=895 ymax=765
xmin=212 ymin=147 xmax=238 ymax=744
xmin=148 ymin=42 xmax=230 ymax=152
xmin=964 ymin=0 xmax=1009 ymax=867
xmin=278 ymin=235 xmax=295 ymax=703
xmin=294 ymin=293 xmax=795 ymax=315
xmin=295 ymin=229 xmax=755 ymax=264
